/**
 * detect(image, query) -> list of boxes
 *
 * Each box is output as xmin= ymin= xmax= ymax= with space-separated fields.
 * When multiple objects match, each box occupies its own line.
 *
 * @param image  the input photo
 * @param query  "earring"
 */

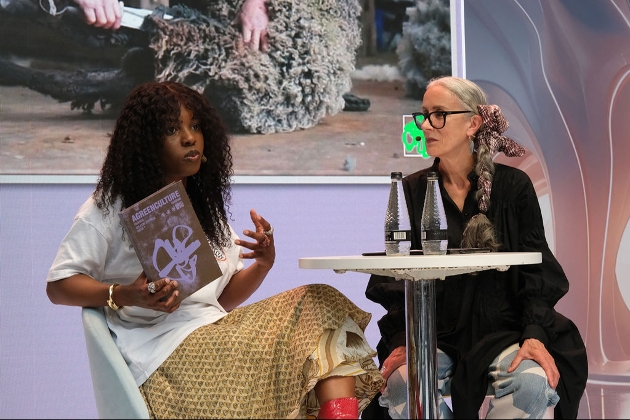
xmin=468 ymin=137 xmax=475 ymax=155
xmin=201 ymin=155 xmax=207 ymax=163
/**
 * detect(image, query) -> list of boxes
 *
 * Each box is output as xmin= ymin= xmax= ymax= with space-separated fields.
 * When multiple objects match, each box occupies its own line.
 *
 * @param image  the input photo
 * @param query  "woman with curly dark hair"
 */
xmin=45 ymin=80 xmax=383 ymax=419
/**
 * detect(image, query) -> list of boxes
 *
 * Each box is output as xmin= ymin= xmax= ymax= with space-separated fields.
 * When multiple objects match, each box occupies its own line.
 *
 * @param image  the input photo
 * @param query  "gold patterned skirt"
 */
xmin=139 ymin=284 xmax=384 ymax=419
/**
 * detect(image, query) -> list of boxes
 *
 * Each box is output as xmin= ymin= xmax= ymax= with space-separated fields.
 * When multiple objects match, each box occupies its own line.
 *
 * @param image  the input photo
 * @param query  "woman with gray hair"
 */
xmin=363 ymin=76 xmax=587 ymax=419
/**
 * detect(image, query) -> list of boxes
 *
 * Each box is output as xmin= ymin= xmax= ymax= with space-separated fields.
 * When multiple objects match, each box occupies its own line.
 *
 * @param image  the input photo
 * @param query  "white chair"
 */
xmin=82 ymin=306 xmax=150 ymax=419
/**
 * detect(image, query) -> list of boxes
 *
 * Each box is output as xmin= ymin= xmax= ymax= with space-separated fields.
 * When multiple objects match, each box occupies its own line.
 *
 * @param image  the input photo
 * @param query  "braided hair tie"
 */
xmin=475 ymin=104 xmax=525 ymax=157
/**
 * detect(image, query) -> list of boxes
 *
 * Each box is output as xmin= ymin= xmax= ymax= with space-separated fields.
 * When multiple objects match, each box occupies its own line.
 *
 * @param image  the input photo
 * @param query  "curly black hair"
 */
xmin=94 ymin=80 xmax=234 ymax=248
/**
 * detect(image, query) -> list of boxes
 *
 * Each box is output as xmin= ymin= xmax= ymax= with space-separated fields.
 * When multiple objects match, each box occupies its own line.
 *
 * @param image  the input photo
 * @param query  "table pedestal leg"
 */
xmin=405 ymin=278 xmax=438 ymax=419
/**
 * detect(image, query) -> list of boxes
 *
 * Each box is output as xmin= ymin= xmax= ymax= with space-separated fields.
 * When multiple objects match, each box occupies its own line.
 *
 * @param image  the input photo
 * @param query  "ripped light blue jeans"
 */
xmin=379 ymin=343 xmax=560 ymax=419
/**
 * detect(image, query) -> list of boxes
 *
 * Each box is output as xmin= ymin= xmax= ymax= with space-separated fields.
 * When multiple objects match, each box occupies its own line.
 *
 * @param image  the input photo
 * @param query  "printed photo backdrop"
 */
xmin=0 ymin=0 xmax=451 ymax=179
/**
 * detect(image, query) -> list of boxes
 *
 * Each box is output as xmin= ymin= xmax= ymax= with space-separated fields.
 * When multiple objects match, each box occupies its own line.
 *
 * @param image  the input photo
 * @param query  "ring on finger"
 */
xmin=263 ymin=225 xmax=274 ymax=236
xmin=148 ymin=282 xmax=157 ymax=294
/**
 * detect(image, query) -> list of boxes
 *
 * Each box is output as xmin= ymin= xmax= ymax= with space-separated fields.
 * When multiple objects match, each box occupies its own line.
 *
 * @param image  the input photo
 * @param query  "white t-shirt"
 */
xmin=47 ymin=195 xmax=244 ymax=385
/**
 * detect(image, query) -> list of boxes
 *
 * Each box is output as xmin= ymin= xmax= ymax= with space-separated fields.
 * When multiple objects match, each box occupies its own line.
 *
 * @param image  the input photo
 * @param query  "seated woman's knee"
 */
xmin=495 ymin=363 xmax=557 ymax=415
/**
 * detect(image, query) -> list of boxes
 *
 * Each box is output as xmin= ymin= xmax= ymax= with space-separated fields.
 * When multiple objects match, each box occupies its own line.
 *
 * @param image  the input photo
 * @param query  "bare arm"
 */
xmin=218 ymin=209 xmax=275 ymax=311
xmin=47 ymin=271 xmax=181 ymax=313
xmin=47 ymin=273 xmax=113 ymax=307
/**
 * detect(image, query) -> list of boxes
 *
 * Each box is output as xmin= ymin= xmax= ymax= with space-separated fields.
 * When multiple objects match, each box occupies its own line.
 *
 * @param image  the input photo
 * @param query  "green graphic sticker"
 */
xmin=401 ymin=115 xmax=429 ymax=158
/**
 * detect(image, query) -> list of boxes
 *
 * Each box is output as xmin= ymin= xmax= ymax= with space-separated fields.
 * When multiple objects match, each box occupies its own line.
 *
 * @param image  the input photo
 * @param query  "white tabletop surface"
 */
xmin=299 ymin=252 xmax=542 ymax=280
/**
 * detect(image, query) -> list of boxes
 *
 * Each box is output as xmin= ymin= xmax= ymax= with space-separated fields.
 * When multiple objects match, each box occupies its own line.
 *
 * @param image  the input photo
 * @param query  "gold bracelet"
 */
xmin=107 ymin=283 xmax=123 ymax=311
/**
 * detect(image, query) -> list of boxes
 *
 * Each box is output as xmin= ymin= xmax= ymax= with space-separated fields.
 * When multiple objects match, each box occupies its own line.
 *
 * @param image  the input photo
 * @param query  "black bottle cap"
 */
xmin=391 ymin=172 xmax=403 ymax=179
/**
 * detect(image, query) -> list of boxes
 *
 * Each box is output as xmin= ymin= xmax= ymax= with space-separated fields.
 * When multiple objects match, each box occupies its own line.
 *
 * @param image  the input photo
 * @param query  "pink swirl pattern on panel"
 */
xmin=465 ymin=1 xmax=630 ymax=417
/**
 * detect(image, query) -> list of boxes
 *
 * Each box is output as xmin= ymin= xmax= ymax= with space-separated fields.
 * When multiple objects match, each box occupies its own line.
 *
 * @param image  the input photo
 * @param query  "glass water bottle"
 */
xmin=421 ymin=171 xmax=448 ymax=255
xmin=384 ymin=172 xmax=412 ymax=256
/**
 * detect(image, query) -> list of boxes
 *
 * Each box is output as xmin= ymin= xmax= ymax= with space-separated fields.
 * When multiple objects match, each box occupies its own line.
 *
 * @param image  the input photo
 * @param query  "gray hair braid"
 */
xmin=474 ymin=143 xmax=494 ymax=213
xmin=427 ymin=76 xmax=516 ymax=251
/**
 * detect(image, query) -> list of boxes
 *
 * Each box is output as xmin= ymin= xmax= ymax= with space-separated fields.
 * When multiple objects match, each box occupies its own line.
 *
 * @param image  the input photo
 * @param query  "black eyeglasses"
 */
xmin=412 ymin=110 xmax=472 ymax=129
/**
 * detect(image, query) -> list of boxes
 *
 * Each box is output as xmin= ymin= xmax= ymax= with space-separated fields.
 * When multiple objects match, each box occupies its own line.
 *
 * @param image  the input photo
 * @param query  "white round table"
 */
xmin=299 ymin=252 xmax=542 ymax=419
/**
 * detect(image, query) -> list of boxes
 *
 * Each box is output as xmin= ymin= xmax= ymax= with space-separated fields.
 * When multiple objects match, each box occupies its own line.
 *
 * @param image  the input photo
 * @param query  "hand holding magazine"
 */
xmin=118 ymin=180 xmax=223 ymax=304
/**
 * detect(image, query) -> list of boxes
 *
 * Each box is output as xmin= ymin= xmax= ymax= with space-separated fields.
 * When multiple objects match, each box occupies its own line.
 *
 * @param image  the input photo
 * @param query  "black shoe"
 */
xmin=343 ymin=93 xmax=370 ymax=111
